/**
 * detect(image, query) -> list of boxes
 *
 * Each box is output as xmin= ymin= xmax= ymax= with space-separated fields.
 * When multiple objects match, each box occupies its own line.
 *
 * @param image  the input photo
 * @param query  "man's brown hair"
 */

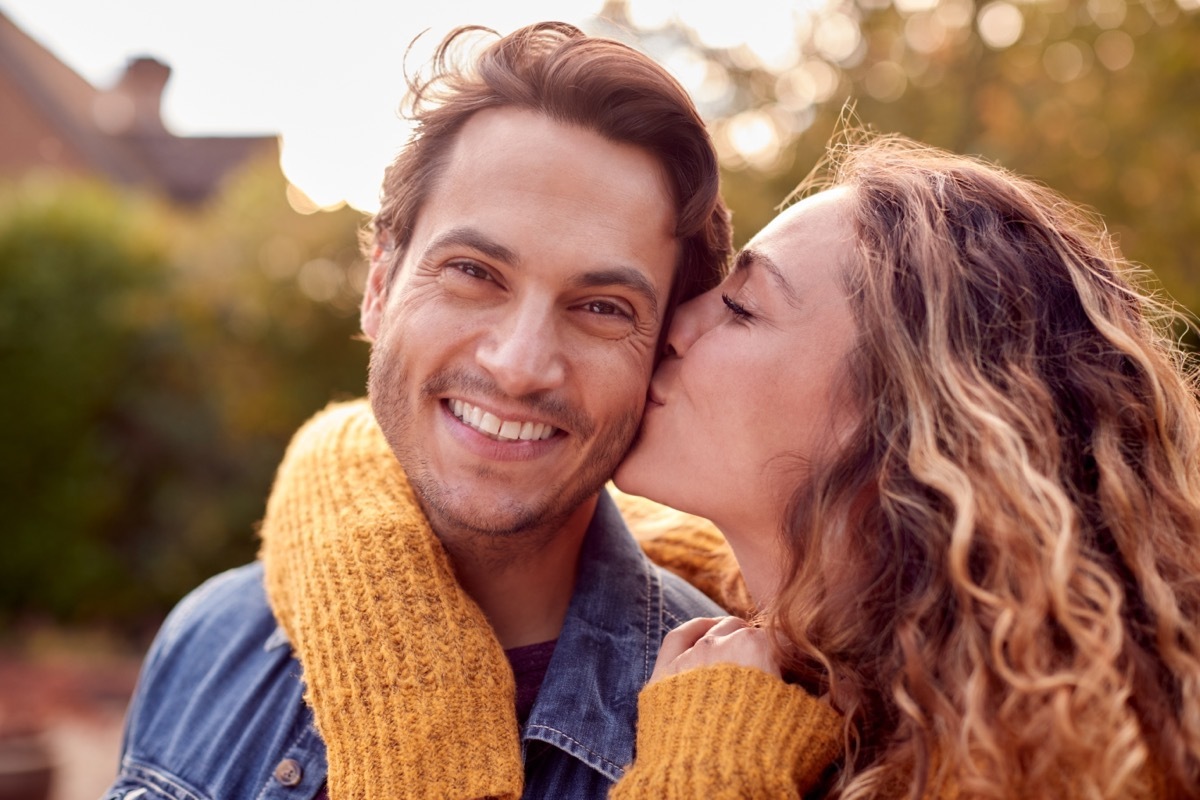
xmin=370 ymin=21 xmax=731 ymax=306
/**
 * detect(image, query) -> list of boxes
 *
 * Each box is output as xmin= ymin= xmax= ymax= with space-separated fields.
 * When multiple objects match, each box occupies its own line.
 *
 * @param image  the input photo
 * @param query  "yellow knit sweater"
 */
xmin=258 ymin=399 xmax=843 ymax=799
xmin=613 ymin=665 xmax=844 ymax=799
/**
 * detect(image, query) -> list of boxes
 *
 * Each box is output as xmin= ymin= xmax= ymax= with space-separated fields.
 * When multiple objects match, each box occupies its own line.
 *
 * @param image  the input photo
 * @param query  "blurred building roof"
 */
xmin=0 ymin=10 xmax=278 ymax=204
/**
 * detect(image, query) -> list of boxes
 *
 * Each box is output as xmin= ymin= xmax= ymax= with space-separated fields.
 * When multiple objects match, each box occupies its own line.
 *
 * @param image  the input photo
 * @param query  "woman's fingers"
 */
xmin=655 ymin=617 xmax=725 ymax=666
xmin=684 ymin=624 xmax=781 ymax=678
xmin=650 ymin=616 xmax=782 ymax=684
xmin=694 ymin=615 xmax=750 ymax=642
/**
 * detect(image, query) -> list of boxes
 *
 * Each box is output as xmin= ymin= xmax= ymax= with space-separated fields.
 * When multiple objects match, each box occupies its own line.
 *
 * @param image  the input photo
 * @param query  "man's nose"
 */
xmin=475 ymin=301 xmax=567 ymax=397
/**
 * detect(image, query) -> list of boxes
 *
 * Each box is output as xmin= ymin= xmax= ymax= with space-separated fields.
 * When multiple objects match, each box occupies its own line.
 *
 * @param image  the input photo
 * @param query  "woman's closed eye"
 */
xmin=722 ymin=293 xmax=753 ymax=321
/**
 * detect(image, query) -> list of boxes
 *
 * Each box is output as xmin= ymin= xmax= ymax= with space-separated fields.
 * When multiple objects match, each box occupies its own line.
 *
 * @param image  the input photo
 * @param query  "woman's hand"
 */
xmin=649 ymin=616 xmax=783 ymax=685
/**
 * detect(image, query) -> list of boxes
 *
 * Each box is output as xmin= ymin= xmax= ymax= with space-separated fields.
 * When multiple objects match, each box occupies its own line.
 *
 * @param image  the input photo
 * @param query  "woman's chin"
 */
xmin=610 ymin=456 xmax=645 ymax=497
xmin=613 ymin=457 xmax=710 ymax=533
xmin=612 ymin=446 xmax=667 ymax=504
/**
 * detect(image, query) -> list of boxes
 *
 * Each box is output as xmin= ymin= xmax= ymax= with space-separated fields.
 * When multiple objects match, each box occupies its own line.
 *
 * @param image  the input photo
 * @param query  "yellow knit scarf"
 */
xmin=258 ymin=399 xmax=751 ymax=800
xmin=259 ymin=399 xmax=524 ymax=800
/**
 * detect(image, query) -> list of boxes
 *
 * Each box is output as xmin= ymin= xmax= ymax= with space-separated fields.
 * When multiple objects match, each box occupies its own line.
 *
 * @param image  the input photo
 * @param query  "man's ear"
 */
xmin=360 ymin=239 xmax=392 ymax=341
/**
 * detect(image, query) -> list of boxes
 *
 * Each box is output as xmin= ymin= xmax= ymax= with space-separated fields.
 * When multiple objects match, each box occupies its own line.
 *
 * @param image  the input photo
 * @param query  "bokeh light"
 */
xmin=865 ymin=61 xmax=908 ymax=101
xmin=1094 ymin=29 xmax=1135 ymax=70
xmin=905 ymin=12 xmax=950 ymax=53
xmin=814 ymin=11 xmax=864 ymax=63
xmin=936 ymin=0 xmax=977 ymax=31
xmin=723 ymin=108 xmax=784 ymax=169
xmin=4 ymin=0 xmax=1199 ymax=237
xmin=978 ymin=1 xmax=1024 ymax=49
xmin=895 ymin=0 xmax=940 ymax=14
xmin=1087 ymin=0 xmax=1128 ymax=29
xmin=676 ymin=2 xmax=808 ymax=70
xmin=1043 ymin=40 xmax=1091 ymax=83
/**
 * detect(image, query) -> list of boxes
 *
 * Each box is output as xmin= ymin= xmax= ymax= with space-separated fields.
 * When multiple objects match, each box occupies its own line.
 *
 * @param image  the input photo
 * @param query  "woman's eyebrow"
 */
xmin=734 ymin=247 xmax=801 ymax=309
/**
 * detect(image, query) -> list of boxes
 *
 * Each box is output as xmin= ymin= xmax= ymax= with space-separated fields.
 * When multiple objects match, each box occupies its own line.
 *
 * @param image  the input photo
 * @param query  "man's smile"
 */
xmin=448 ymin=399 xmax=561 ymax=442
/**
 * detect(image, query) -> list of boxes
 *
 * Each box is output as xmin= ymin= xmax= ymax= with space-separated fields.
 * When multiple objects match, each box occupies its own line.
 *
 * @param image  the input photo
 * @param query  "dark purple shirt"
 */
xmin=508 ymin=639 xmax=557 ymax=724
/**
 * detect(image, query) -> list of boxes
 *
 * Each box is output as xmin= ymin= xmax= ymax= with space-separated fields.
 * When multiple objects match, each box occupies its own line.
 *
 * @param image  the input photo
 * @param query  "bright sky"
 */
xmin=1 ymin=0 xmax=832 ymax=211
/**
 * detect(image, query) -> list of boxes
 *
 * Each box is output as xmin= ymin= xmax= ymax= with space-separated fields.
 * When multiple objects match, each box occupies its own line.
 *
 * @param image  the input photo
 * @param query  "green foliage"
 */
xmin=711 ymin=1 xmax=1200 ymax=315
xmin=0 ymin=160 xmax=367 ymax=629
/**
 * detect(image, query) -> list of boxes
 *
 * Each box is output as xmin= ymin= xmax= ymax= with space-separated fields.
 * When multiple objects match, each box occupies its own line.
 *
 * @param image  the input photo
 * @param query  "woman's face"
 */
xmin=615 ymin=187 xmax=860 ymax=602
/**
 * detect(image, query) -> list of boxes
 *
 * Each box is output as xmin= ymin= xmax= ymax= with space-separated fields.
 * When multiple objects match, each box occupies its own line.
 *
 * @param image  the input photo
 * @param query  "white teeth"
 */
xmin=450 ymin=400 xmax=558 ymax=442
xmin=479 ymin=412 xmax=502 ymax=436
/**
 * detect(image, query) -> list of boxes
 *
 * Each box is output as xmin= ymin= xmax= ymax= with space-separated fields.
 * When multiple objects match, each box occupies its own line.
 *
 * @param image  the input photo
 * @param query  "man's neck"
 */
xmin=433 ymin=495 xmax=598 ymax=649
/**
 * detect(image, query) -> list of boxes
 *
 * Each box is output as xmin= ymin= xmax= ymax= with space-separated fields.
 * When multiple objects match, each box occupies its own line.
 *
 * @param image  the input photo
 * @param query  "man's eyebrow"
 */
xmin=734 ymin=247 xmax=801 ymax=308
xmin=423 ymin=226 xmax=520 ymax=266
xmin=569 ymin=268 xmax=660 ymax=319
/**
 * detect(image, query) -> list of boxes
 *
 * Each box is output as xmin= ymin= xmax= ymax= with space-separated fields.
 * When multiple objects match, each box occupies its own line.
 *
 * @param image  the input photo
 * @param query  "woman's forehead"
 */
xmin=744 ymin=187 xmax=856 ymax=279
xmin=750 ymin=187 xmax=850 ymax=245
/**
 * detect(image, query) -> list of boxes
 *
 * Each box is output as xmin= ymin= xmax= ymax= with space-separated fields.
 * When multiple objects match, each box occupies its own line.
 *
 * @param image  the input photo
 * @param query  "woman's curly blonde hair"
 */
xmin=773 ymin=133 xmax=1200 ymax=799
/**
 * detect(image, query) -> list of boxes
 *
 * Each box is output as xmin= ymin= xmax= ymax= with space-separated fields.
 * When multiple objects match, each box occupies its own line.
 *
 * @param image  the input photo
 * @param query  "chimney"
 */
xmin=98 ymin=56 xmax=171 ymax=136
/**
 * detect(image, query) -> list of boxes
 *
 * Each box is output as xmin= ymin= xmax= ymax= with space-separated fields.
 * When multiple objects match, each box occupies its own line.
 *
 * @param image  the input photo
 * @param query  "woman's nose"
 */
xmin=663 ymin=288 xmax=721 ymax=358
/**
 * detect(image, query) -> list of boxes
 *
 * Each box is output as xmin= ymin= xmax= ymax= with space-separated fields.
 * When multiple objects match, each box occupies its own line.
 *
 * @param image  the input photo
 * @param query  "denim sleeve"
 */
xmin=104 ymin=562 xmax=326 ymax=800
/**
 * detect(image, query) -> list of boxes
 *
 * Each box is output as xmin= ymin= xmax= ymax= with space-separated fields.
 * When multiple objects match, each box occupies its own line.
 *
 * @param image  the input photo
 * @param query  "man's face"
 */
xmin=361 ymin=107 xmax=679 ymax=538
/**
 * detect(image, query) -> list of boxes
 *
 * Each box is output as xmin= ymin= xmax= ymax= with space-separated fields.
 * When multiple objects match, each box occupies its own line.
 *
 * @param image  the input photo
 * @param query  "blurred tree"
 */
xmin=612 ymin=0 xmax=1200 ymax=315
xmin=0 ymin=157 xmax=367 ymax=631
xmin=840 ymin=0 xmax=1200 ymax=314
xmin=0 ymin=179 xmax=171 ymax=625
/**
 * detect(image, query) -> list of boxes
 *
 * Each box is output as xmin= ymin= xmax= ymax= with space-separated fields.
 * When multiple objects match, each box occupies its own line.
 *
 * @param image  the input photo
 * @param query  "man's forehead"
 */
xmin=439 ymin=109 xmax=672 ymax=202
xmin=409 ymin=108 xmax=679 ymax=290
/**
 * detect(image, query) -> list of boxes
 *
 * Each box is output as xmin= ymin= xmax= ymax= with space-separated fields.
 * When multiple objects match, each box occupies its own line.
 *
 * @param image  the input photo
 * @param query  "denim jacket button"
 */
xmin=273 ymin=758 xmax=303 ymax=787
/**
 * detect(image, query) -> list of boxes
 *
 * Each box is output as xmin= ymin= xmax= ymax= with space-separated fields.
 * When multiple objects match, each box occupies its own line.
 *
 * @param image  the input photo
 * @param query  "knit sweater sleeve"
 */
xmin=259 ymin=400 xmax=523 ymax=800
xmin=611 ymin=664 xmax=844 ymax=800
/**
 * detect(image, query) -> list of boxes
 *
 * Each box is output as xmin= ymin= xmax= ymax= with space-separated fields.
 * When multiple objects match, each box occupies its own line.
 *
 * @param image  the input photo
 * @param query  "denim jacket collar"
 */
xmin=521 ymin=488 xmax=665 ymax=782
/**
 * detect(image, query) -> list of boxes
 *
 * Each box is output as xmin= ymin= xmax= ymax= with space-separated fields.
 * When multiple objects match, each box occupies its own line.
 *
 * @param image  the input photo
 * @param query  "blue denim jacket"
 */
xmin=104 ymin=490 xmax=722 ymax=800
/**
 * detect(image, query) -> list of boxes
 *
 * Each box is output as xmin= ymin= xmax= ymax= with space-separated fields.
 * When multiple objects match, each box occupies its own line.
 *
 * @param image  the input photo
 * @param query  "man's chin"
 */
xmin=409 ymin=475 xmax=563 ymax=539
xmin=412 ymin=458 xmax=617 ymax=544
xmin=429 ymin=500 xmax=548 ymax=539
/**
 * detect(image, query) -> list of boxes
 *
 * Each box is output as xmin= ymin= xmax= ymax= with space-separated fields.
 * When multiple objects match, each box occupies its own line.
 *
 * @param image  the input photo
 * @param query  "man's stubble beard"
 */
xmin=367 ymin=344 xmax=641 ymax=548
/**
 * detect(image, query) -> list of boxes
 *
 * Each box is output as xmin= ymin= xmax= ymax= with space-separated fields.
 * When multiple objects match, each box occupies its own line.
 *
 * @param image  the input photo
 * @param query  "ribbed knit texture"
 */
xmin=612 ymin=664 xmax=844 ymax=799
xmin=259 ymin=399 xmax=523 ymax=800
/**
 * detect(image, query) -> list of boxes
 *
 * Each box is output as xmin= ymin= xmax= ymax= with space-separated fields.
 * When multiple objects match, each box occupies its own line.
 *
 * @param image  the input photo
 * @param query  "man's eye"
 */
xmin=451 ymin=261 xmax=493 ymax=281
xmin=582 ymin=300 xmax=631 ymax=318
